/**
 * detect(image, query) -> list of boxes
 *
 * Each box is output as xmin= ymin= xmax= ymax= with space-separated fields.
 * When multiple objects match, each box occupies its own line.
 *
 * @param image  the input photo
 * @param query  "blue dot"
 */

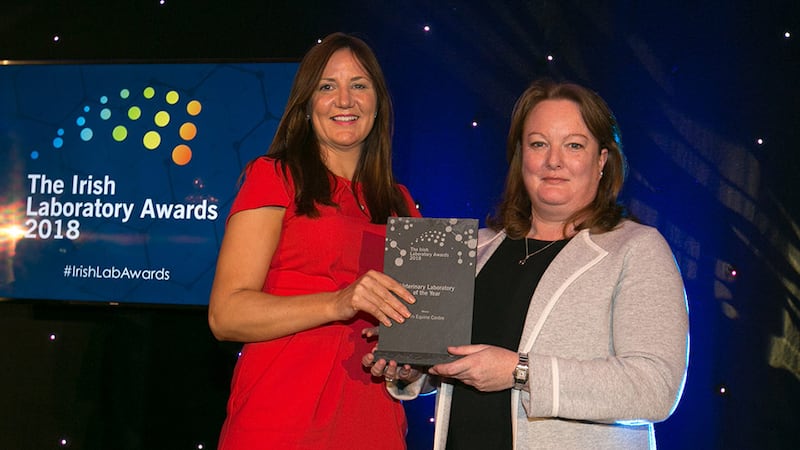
xmin=100 ymin=108 xmax=111 ymax=120
xmin=57 ymin=128 xmax=65 ymax=136
xmin=76 ymin=116 xmax=86 ymax=126
xmin=84 ymin=105 xmax=90 ymax=113
xmin=53 ymin=137 xmax=64 ymax=148
xmin=100 ymin=96 xmax=108 ymax=104
xmin=31 ymin=151 xmax=39 ymax=159
xmin=80 ymin=128 xmax=93 ymax=141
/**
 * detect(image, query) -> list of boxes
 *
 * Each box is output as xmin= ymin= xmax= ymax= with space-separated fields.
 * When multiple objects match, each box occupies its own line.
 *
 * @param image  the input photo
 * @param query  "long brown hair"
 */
xmin=488 ymin=79 xmax=629 ymax=238
xmin=260 ymin=32 xmax=411 ymax=223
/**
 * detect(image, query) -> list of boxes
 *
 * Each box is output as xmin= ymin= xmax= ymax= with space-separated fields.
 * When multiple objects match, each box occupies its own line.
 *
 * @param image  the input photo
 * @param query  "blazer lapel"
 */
xmin=518 ymin=230 xmax=607 ymax=352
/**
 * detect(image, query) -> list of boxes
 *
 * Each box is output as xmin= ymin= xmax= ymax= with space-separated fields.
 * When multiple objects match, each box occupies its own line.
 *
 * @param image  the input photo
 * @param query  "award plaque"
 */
xmin=374 ymin=217 xmax=478 ymax=367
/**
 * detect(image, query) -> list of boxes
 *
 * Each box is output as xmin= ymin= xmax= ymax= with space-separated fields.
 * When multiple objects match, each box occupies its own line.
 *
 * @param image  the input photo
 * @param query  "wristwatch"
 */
xmin=512 ymin=352 xmax=529 ymax=390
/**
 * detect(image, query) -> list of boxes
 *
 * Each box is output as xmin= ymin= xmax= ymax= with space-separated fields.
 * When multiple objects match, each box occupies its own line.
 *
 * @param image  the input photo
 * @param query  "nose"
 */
xmin=545 ymin=148 xmax=563 ymax=169
xmin=336 ymin=87 xmax=353 ymax=107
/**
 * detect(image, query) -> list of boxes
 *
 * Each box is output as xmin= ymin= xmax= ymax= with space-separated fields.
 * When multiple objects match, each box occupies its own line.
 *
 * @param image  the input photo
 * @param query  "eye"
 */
xmin=528 ymin=141 xmax=547 ymax=149
xmin=352 ymin=82 xmax=370 ymax=90
xmin=567 ymin=142 xmax=584 ymax=150
xmin=318 ymin=83 xmax=334 ymax=91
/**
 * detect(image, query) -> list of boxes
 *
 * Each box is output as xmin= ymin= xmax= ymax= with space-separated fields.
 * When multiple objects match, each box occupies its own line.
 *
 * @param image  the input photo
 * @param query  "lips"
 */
xmin=332 ymin=115 xmax=358 ymax=122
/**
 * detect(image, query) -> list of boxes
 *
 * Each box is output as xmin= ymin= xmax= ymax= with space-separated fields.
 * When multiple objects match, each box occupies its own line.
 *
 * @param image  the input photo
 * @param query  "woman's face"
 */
xmin=310 ymin=48 xmax=377 ymax=156
xmin=521 ymin=99 xmax=608 ymax=222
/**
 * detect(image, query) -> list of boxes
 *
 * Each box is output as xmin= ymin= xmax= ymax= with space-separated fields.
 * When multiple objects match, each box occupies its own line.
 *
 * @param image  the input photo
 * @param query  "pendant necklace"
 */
xmin=518 ymin=239 xmax=557 ymax=265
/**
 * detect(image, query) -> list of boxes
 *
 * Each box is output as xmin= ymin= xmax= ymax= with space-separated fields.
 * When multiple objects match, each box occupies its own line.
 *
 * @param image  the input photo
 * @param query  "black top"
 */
xmin=445 ymin=236 xmax=569 ymax=450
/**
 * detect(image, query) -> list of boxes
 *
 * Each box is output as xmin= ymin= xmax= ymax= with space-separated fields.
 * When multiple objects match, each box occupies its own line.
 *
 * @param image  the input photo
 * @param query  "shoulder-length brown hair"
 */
xmin=259 ymin=32 xmax=411 ymax=224
xmin=488 ymin=79 xmax=629 ymax=238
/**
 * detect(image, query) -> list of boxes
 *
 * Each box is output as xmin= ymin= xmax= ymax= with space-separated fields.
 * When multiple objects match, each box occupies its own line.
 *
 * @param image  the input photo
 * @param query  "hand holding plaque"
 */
xmin=373 ymin=217 xmax=477 ymax=367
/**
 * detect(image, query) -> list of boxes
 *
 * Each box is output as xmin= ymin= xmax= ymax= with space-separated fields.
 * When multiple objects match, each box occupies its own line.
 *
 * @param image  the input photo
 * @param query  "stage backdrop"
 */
xmin=0 ymin=61 xmax=297 ymax=305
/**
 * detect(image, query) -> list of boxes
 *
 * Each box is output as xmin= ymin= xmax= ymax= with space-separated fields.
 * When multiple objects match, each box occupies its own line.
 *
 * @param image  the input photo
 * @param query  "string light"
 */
xmin=423 ymin=25 xmax=431 ymax=33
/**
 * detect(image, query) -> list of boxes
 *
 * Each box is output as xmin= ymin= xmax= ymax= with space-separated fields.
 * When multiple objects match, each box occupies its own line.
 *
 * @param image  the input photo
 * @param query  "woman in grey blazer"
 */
xmin=365 ymin=79 xmax=689 ymax=450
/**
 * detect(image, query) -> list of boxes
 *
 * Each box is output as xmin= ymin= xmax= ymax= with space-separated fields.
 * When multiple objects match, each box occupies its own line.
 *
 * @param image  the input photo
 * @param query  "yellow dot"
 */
xmin=172 ymin=144 xmax=192 ymax=166
xmin=143 ymin=87 xmax=155 ymax=99
xmin=128 ymin=106 xmax=142 ymax=120
xmin=179 ymin=122 xmax=197 ymax=140
xmin=143 ymin=131 xmax=161 ymax=150
xmin=186 ymin=100 xmax=202 ymax=116
xmin=166 ymin=91 xmax=180 ymax=105
xmin=112 ymin=125 xmax=128 ymax=141
xmin=154 ymin=111 xmax=170 ymax=127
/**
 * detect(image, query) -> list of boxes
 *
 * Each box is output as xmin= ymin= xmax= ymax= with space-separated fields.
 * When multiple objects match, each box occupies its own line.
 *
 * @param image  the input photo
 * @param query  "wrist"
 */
xmin=512 ymin=352 xmax=529 ymax=390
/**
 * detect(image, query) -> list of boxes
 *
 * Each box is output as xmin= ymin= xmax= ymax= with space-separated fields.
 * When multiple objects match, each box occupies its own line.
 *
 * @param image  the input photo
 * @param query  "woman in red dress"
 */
xmin=209 ymin=32 xmax=420 ymax=449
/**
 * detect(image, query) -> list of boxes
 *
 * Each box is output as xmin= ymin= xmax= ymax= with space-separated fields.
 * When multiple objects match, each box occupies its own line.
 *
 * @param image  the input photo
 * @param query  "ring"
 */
xmin=385 ymin=376 xmax=395 ymax=382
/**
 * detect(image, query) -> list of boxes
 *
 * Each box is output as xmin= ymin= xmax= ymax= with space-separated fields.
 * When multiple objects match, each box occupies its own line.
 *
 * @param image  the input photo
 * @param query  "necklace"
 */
xmin=518 ymin=239 xmax=557 ymax=265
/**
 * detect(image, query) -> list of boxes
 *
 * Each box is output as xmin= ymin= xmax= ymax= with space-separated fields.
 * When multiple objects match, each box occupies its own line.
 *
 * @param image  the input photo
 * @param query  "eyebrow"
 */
xmin=319 ymin=75 xmax=371 ymax=83
xmin=526 ymin=132 xmax=589 ymax=140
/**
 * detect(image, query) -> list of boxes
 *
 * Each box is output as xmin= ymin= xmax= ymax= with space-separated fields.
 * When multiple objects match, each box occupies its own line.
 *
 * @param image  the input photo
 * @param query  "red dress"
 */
xmin=218 ymin=157 xmax=420 ymax=450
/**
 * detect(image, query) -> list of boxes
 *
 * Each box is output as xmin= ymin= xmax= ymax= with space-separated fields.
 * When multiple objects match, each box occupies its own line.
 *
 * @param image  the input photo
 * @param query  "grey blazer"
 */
xmin=392 ymin=220 xmax=689 ymax=450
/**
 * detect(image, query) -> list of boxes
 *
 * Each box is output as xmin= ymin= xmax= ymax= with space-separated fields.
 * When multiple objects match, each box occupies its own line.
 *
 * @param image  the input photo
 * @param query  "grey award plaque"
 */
xmin=374 ymin=217 xmax=477 ymax=367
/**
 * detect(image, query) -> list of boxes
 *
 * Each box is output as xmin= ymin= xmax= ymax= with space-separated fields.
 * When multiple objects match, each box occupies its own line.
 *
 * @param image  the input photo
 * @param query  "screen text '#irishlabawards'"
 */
xmin=23 ymin=173 xmax=218 ymax=240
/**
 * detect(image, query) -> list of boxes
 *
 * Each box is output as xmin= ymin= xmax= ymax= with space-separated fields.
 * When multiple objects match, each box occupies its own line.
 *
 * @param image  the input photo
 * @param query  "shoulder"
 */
xmin=592 ymin=220 xmax=663 ymax=242
xmin=478 ymin=228 xmax=504 ymax=247
xmin=395 ymin=183 xmax=413 ymax=198
xmin=246 ymin=156 xmax=289 ymax=181
xmin=475 ymin=228 xmax=506 ymax=271
xmin=589 ymin=220 xmax=675 ymax=258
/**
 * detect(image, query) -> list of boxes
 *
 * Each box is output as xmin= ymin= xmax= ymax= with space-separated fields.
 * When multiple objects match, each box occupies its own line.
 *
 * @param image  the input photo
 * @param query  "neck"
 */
xmin=527 ymin=217 xmax=575 ymax=241
xmin=321 ymin=146 xmax=362 ymax=180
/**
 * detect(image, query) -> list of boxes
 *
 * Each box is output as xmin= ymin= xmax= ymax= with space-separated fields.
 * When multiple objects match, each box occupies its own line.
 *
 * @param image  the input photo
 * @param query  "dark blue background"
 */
xmin=1 ymin=1 xmax=798 ymax=449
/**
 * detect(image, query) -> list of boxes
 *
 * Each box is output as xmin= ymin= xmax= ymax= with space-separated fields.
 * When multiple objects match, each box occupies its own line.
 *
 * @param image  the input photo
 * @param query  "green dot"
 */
xmin=128 ymin=106 xmax=142 ymax=120
xmin=143 ymin=87 xmax=155 ymax=99
xmin=112 ymin=125 xmax=128 ymax=141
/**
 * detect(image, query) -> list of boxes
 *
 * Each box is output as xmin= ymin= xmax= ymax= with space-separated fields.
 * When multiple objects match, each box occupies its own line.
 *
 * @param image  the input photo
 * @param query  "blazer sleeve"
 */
xmin=523 ymin=226 xmax=689 ymax=423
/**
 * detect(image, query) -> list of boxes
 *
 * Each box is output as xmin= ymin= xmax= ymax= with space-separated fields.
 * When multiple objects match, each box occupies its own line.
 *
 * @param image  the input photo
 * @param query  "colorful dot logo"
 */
xmin=49 ymin=85 xmax=203 ymax=166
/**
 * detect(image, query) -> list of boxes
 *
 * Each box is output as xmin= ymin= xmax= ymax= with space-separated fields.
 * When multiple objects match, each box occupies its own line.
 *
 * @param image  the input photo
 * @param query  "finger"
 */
xmin=384 ymin=361 xmax=398 ymax=382
xmin=370 ymin=359 xmax=388 ymax=377
xmin=350 ymin=277 xmax=407 ymax=326
xmin=361 ymin=351 xmax=376 ymax=368
xmin=369 ymin=270 xmax=416 ymax=305
xmin=362 ymin=271 xmax=416 ymax=322
xmin=362 ymin=327 xmax=379 ymax=338
xmin=429 ymin=359 xmax=468 ymax=377
xmin=446 ymin=344 xmax=485 ymax=356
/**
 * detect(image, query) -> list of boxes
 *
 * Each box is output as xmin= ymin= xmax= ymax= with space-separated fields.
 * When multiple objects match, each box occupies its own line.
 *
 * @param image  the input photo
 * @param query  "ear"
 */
xmin=599 ymin=148 xmax=609 ymax=171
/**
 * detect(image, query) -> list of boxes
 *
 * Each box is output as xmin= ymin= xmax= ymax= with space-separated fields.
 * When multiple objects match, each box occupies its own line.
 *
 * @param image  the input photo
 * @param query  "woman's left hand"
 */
xmin=361 ymin=327 xmax=422 ymax=384
xmin=428 ymin=344 xmax=519 ymax=392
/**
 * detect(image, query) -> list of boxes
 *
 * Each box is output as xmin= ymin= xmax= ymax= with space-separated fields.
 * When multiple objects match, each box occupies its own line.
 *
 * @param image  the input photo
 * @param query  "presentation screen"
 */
xmin=0 ymin=60 xmax=297 ymax=306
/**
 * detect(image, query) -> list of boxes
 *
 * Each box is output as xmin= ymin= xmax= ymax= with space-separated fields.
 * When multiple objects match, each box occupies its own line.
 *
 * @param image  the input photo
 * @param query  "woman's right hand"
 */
xmin=331 ymin=269 xmax=416 ymax=326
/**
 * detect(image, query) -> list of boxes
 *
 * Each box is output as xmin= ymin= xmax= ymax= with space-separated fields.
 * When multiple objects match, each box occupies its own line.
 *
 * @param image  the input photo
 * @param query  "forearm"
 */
xmin=208 ymin=288 xmax=341 ymax=342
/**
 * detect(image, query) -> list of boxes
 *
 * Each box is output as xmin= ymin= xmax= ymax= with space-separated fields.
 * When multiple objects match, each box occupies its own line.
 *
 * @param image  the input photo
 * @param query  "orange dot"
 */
xmin=179 ymin=122 xmax=197 ymax=140
xmin=172 ymin=144 xmax=192 ymax=166
xmin=186 ymin=100 xmax=202 ymax=116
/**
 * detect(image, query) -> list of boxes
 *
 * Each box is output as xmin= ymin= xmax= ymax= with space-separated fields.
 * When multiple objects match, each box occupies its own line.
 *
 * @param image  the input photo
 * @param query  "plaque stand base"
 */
xmin=373 ymin=350 xmax=461 ymax=368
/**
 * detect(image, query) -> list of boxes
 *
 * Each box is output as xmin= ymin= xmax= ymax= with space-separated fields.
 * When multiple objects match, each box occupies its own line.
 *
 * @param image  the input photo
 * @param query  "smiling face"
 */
xmin=309 ymin=48 xmax=377 ymax=159
xmin=522 ymin=99 xmax=608 ymax=223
